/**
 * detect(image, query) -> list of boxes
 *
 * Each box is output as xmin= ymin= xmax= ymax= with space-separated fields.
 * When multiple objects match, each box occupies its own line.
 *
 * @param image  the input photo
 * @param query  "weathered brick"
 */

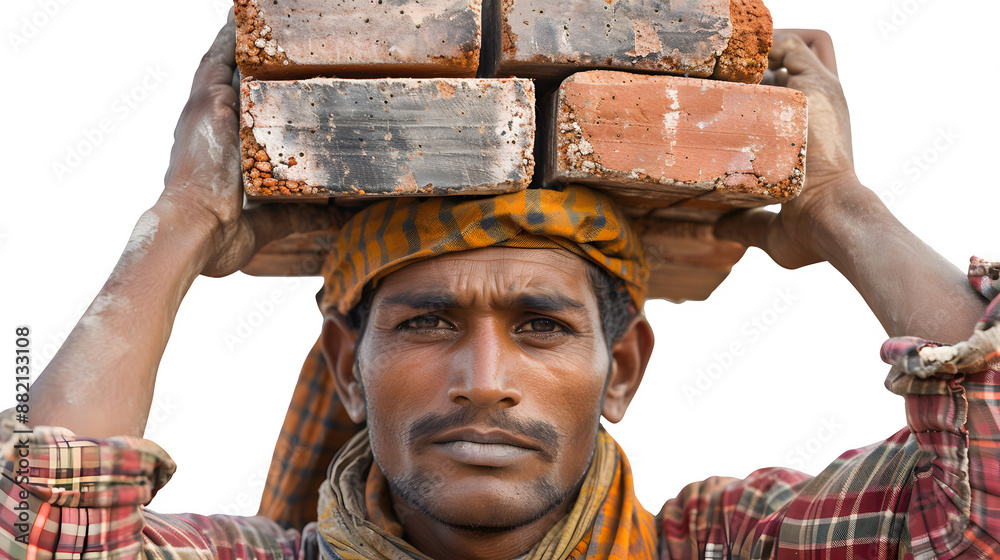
xmin=235 ymin=0 xmax=482 ymax=79
xmin=547 ymin=70 xmax=807 ymax=212
xmin=635 ymin=219 xmax=746 ymax=302
xmin=485 ymin=0 xmax=771 ymax=83
xmin=240 ymin=78 xmax=535 ymax=200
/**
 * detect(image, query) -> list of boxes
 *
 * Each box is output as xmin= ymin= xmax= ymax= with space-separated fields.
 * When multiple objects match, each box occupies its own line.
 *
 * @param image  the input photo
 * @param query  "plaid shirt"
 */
xmin=3 ymin=262 xmax=999 ymax=559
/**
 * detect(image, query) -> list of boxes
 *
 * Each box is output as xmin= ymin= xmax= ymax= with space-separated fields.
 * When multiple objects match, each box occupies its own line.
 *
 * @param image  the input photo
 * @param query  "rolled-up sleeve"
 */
xmin=658 ymin=257 xmax=1000 ymax=559
xmin=0 ymin=412 xmax=301 ymax=559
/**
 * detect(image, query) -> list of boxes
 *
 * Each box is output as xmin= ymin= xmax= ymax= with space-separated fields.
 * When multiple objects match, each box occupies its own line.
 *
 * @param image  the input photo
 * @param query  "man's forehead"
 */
xmin=372 ymin=247 xmax=597 ymax=309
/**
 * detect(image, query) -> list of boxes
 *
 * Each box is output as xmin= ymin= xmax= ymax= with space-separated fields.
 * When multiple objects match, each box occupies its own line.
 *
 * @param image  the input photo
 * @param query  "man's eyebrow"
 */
xmin=381 ymin=292 xmax=460 ymax=310
xmin=379 ymin=291 xmax=585 ymax=312
xmin=513 ymin=293 xmax=585 ymax=312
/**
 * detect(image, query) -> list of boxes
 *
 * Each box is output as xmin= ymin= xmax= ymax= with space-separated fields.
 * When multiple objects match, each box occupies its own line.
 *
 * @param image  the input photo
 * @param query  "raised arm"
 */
xmin=28 ymin=14 xmax=339 ymax=439
xmin=715 ymin=30 xmax=986 ymax=344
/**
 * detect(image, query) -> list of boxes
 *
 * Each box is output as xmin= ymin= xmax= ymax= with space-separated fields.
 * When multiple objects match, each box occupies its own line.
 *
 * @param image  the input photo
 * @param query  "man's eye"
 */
xmin=518 ymin=318 xmax=563 ymax=333
xmin=401 ymin=315 xmax=449 ymax=330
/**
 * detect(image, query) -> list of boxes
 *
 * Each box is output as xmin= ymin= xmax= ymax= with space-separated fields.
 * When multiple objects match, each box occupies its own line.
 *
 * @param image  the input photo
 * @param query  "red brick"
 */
xmin=240 ymin=78 xmax=535 ymax=201
xmin=547 ymin=70 xmax=807 ymax=212
xmin=235 ymin=0 xmax=482 ymax=79
xmin=486 ymin=0 xmax=771 ymax=83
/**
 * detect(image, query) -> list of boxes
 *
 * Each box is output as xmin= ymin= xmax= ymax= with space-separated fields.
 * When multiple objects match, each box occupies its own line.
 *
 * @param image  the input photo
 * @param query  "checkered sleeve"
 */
xmin=0 ymin=410 xmax=303 ymax=559
xmin=658 ymin=260 xmax=1000 ymax=559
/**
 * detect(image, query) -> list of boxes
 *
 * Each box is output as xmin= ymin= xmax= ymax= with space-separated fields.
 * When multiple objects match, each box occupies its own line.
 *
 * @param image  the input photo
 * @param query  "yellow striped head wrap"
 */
xmin=319 ymin=185 xmax=648 ymax=315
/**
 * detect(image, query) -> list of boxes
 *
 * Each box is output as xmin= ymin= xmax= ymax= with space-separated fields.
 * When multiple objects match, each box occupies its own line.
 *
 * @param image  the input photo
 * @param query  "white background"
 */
xmin=3 ymin=0 xmax=996 ymax=517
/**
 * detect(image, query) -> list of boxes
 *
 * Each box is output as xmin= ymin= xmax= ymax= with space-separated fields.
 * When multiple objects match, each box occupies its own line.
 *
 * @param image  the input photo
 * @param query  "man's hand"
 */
xmin=714 ymin=29 xmax=985 ymax=342
xmin=156 ymin=13 xmax=342 ymax=277
xmin=715 ymin=30 xmax=862 ymax=270
xmin=156 ymin=12 xmax=251 ymax=277
xmin=29 ymin=13 xmax=343 ymax=438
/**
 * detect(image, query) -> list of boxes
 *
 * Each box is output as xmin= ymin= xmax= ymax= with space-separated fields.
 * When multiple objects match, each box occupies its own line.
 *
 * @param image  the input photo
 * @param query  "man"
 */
xmin=1 ymin=13 xmax=997 ymax=560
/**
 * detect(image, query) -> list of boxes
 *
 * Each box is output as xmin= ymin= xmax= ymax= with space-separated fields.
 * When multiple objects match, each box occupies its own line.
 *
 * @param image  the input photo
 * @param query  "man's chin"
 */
xmin=388 ymin=470 xmax=576 ymax=533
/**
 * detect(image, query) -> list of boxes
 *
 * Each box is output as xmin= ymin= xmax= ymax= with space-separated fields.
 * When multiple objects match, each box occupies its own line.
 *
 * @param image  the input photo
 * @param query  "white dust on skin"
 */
xmin=122 ymin=210 xmax=160 ymax=265
xmin=193 ymin=120 xmax=235 ymax=198
xmin=66 ymin=293 xmax=131 ymax=407
xmin=70 ymin=209 xmax=158 ymax=408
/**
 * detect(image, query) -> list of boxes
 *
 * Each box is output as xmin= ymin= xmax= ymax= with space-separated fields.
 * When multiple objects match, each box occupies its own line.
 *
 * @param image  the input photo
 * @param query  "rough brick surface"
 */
xmin=547 ymin=70 xmax=807 ymax=217
xmin=486 ymin=0 xmax=771 ymax=83
xmin=240 ymin=78 xmax=535 ymax=200
xmin=712 ymin=0 xmax=773 ymax=83
xmin=235 ymin=0 xmax=482 ymax=79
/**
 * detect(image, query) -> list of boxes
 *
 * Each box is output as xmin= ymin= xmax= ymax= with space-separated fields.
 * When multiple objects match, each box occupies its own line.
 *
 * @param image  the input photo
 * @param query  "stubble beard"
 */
xmin=385 ymin=462 xmax=588 ymax=533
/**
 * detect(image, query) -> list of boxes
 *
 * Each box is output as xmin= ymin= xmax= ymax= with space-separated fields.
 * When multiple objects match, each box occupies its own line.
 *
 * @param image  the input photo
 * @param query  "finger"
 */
xmin=770 ymin=68 xmax=789 ymax=88
xmin=713 ymin=208 xmax=779 ymax=251
xmin=191 ymin=13 xmax=237 ymax=95
xmin=769 ymin=30 xmax=837 ymax=78
xmin=202 ymin=213 xmax=257 ymax=278
xmin=782 ymin=28 xmax=838 ymax=75
xmin=760 ymin=68 xmax=774 ymax=86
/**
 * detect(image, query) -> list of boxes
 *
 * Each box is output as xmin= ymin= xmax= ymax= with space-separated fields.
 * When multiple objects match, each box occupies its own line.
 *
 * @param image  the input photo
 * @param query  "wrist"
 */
xmin=142 ymin=197 xmax=223 ymax=280
xmin=803 ymin=176 xmax=890 ymax=267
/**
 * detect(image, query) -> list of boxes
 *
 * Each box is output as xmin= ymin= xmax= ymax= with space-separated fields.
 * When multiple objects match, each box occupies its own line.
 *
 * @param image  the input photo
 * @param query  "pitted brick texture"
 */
xmin=235 ymin=0 xmax=481 ymax=79
xmin=487 ymin=0 xmax=771 ymax=83
xmin=548 ymin=70 xmax=807 ymax=215
xmin=240 ymin=78 xmax=535 ymax=200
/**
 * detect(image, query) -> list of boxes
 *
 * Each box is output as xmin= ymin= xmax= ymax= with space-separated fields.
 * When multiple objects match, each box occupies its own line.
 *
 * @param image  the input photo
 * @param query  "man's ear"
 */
xmin=602 ymin=314 xmax=655 ymax=423
xmin=320 ymin=312 xmax=366 ymax=423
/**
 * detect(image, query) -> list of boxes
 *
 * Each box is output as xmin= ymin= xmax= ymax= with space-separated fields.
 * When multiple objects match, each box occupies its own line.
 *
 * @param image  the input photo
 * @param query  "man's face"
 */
xmin=354 ymin=247 xmax=612 ymax=530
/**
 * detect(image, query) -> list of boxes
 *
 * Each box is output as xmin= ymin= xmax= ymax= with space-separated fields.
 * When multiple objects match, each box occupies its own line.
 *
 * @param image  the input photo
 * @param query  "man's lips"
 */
xmin=430 ymin=428 xmax=539 ymax=467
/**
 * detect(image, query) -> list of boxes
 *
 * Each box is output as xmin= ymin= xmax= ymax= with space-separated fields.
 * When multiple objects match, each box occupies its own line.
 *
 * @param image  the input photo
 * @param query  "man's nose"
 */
xmin=447 ymin=320 xmax=523 ymax=408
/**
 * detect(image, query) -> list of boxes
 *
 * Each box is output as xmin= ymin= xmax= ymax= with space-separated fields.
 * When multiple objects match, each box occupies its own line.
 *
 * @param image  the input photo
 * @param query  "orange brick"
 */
xmin=240 ymin=78 xmax=535 ymax=201
xmin=235 ymin=0 xmax=481 ymax=79
xmin=547 ymin=70 xmax=807 ymax=210
xmin=485 ymin=0 xmax=772 ymax=83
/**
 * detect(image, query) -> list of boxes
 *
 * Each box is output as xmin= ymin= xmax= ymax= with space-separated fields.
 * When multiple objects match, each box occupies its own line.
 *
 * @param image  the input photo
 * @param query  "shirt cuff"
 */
xmin=0 ymin=408 xmax=176 ymax=508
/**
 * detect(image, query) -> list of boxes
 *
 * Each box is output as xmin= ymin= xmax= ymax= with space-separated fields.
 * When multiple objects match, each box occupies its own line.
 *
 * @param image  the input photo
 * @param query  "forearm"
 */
xmin=812 ymin=177 xmax=985 ymax=343
xmin=30 ymin=200 xmax=217 ymax=438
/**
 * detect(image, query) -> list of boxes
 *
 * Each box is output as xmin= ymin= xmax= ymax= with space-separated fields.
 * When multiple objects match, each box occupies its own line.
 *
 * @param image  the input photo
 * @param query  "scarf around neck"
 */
xmin=315 ymin=428 xmax=657 ymax=560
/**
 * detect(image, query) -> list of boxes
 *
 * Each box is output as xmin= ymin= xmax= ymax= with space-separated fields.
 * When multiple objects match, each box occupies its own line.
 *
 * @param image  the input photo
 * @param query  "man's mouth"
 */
xmin=431 ymin=429 xmax=538 ymax=467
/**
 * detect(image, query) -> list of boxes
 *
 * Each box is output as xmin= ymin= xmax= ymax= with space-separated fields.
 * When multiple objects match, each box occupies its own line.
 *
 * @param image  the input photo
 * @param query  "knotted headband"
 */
xmin=319 ymin=185 xmax=649 ymax=315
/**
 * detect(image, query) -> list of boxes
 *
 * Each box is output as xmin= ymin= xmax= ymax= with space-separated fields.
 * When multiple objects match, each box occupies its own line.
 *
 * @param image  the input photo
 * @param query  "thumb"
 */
xmin=714 ymin=208 xmax=779 ymax=251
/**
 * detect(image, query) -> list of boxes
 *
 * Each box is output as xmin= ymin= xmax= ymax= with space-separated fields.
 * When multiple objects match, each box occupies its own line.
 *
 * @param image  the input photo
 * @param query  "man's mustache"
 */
xmin=407 ymin=407 xmax=561 ymax=463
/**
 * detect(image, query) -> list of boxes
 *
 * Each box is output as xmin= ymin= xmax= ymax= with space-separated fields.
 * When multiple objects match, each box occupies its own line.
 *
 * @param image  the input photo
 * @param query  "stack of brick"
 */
xmin=236 ymin=0 xmax=808 ymax=302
